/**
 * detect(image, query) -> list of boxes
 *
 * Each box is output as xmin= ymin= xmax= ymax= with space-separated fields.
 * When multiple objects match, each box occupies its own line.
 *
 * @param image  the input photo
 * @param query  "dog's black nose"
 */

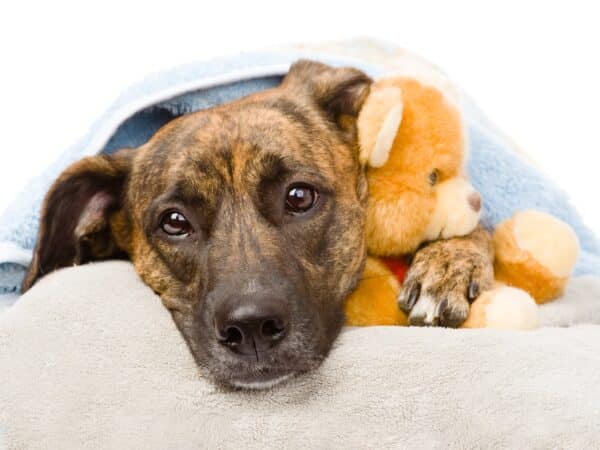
xmin=214 ymin=299 xmax=289 ymax=358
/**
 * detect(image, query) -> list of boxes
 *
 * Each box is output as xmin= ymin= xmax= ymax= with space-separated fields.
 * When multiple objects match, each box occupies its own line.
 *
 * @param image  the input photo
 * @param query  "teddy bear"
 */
xmin=344 ymin=74 xmax=580 ymax=329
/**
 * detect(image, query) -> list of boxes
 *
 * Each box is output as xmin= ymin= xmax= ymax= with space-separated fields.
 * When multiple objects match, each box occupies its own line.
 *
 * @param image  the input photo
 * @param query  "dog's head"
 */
xmin=23 ymin=61 xmax=372 ymax=389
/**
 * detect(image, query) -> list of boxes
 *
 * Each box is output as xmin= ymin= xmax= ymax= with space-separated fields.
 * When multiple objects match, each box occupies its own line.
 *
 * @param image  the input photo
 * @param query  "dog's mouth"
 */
xmin=212 ymin=349 xmax=322 ymax=390
xmin=205 ymin=340 xmax=327 ymax=390
xmin=211 ymin=354 xmax=310 ymax=390
xmin=228 ymin=370 xmax=296 ymax=390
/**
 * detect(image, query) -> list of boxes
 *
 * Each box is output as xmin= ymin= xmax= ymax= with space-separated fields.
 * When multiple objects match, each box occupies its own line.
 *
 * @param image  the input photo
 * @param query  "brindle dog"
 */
xmin=22 ymin=60 xmax=494 ymax=389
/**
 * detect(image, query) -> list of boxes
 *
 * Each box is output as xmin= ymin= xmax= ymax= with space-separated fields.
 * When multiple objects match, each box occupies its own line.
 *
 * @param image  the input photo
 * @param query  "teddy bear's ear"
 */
xmin=357 ymin=86 xmax=404 ymax=168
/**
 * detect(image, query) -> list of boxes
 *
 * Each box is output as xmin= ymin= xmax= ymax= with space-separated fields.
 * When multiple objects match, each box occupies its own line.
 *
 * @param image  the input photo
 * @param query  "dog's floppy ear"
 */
xmin=22 ymin=149 xmax=134 ymax=292
xmin=283 ymin=59 xmax=372 ymax=137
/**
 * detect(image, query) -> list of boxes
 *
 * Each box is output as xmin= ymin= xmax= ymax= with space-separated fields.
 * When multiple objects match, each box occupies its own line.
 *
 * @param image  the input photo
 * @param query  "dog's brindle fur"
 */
xmin=22 ymin=60 xmax=495 ymax=388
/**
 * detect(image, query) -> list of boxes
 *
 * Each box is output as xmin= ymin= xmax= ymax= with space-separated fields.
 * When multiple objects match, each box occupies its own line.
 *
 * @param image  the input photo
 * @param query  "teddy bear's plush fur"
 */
xmin=357 ymin=77 xmax=481 ymax=257
xmin=345 ymin=75 xmax=580 ymax=329
xmin=493 ymin=210 xmax=580 ymax=303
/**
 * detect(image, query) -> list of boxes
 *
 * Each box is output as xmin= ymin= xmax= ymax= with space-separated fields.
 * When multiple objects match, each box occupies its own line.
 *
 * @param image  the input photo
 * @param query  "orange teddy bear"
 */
xmin=345 ymin=75 xmax=580 ymax=329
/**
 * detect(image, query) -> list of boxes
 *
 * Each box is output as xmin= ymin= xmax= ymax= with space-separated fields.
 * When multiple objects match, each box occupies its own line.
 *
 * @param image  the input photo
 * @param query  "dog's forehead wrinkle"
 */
xmin=184 ymin=108 xmax=343 ymax=193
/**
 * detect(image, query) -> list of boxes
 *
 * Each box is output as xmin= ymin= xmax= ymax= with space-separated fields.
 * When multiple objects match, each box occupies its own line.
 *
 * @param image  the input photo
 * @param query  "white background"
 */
xmin=1 ymin=0 xmax=598 ymax=234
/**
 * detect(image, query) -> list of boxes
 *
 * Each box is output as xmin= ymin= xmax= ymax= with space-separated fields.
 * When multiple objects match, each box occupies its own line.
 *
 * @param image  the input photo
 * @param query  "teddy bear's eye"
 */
xmin=428 ymin=169 xmax=440 ymax=186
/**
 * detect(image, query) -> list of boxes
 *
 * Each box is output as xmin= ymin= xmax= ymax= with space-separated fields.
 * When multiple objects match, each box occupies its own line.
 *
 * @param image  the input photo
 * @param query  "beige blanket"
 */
xmin=1 ymin=261 xmax=600 ymax=449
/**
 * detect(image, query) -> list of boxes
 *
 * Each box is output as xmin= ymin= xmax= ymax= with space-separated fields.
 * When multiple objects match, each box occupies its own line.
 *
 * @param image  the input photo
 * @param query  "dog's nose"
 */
xmin=468 ymin=191 xmax=482 ymax=212
xmin=214 ymin=300 xmax=289 ymax=358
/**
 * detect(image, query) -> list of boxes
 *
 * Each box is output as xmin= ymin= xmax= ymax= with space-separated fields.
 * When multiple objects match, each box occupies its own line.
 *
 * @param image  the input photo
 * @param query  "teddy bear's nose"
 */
xmin=468 ymin=192 xmax=482 ymax=212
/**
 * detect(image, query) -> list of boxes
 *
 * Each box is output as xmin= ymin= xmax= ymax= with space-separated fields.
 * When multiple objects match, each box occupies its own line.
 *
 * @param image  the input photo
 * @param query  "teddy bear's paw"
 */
xmin=398 ymin=232 xmax=495 ymax=327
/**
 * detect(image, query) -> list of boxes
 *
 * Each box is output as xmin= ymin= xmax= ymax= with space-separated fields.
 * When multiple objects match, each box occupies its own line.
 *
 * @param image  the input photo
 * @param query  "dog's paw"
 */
xmin=398 ymin=233 xmax=494 ymax=328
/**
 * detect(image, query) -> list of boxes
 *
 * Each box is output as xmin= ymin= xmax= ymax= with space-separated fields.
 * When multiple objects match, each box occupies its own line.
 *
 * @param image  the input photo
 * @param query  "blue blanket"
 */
xmin=1 ymin=43 xmax=599 ymax=304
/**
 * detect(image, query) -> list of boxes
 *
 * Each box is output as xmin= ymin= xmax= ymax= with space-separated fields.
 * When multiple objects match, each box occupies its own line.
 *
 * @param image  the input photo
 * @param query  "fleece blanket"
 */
xmin=1 ymin=261 xmax=600 ymax=449
xmin=0 ymin=39 xmax=600 ymax=307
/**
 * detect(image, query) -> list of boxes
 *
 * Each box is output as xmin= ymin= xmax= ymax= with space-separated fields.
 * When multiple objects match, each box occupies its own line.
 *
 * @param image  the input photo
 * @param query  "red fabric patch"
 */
xmin=380 ymin=256 xmax=410 ymax=284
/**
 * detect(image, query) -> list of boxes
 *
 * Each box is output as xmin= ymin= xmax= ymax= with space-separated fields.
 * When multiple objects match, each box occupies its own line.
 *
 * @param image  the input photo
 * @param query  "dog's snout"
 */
xmin=214 ymin=299 xmax=289 ymax=358
xmin=468 ymin=191 xmax=482 ymax=213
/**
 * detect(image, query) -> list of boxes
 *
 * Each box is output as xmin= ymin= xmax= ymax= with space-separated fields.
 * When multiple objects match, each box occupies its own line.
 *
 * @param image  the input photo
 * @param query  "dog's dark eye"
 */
xmin=428 ymin=169 xmax=439 ymax=186
xmin=159 ymin=211 xmax=192 ymax=236
xmin=285 ymin=183 xmax=318 ymax=214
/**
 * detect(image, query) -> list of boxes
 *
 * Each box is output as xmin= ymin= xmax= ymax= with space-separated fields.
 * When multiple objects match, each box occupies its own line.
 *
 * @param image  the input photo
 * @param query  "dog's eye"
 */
xmin=428 ymin=169 xmax=439 ymax=186
xmin=285 ymin=183 xmax=319 ymax=215
xmin=159 ymin=211 xmax=192 ymax=236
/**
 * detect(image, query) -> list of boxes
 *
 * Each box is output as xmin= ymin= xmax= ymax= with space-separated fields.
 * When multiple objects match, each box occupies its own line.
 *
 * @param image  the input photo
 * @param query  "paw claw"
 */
xmin=468 ymin=281 xmax=480 ymax=302
xmin=407 ymin=283 xmax=421 ymax=310
xmin=398 ymin=281 xmax=421 ymax=314
xmin=436 ymin=298 xmax=449 ymax=317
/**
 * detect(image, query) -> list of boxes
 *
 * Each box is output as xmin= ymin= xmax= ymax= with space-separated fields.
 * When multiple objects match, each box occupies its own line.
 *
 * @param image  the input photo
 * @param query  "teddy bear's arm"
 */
xmin=398 ymin=225 xmax=495 ymax=327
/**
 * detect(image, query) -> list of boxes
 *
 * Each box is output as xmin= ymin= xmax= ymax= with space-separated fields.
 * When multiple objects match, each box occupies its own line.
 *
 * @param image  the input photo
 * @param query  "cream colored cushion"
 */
xmin=1 ymin=261 xmax=600 ymax=449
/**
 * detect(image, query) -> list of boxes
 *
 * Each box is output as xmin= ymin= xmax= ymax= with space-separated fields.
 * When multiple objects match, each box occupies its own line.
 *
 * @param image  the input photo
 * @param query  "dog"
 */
xmin=22 ymin=60 xmax=495 ymax=389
